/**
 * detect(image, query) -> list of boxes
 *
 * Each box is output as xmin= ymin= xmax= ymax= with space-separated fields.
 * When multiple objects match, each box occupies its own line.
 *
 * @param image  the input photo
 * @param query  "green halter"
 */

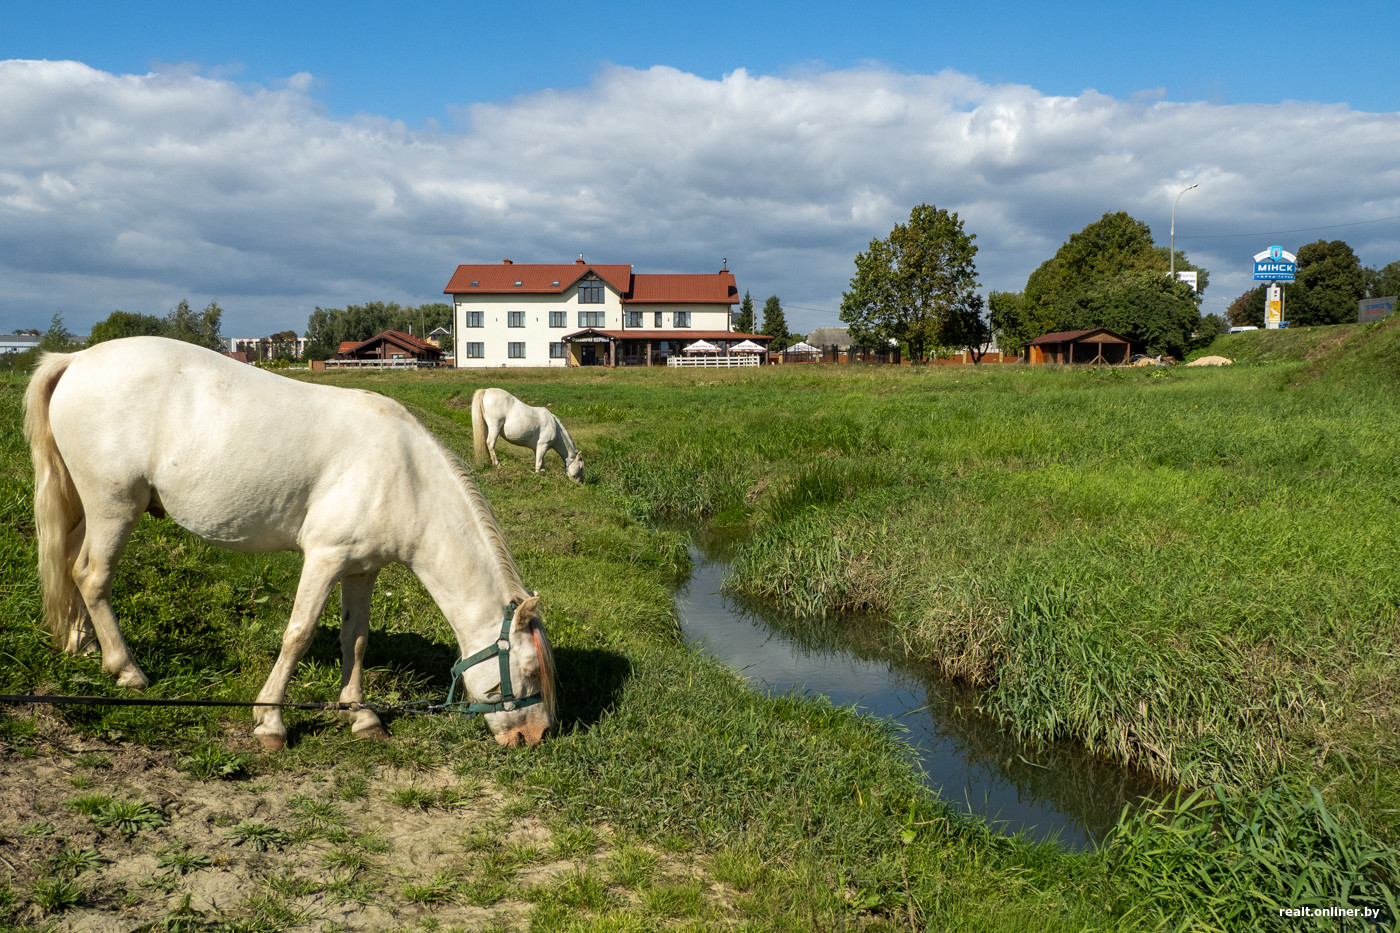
xmin=444 ymin=602 xmax=545 ymax=715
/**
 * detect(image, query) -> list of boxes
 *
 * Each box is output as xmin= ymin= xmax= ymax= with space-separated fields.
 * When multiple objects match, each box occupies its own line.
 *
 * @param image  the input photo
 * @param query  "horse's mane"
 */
xmin=431 ymin=436 xmax=557 ymax=720
xmin=431 ymin=437 xmax=530 ymax=603
xmin=551 ymin=412 xmax=579 ymax=457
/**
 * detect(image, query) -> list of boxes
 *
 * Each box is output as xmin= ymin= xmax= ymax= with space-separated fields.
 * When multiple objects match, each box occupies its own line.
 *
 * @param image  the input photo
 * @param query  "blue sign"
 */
xmin=1253 ymin=245 xmax=1296 ymax=281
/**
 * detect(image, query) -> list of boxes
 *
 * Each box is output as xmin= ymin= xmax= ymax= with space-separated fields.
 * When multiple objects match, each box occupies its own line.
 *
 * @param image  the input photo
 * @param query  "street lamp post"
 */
xmin=1170 ymin=183 xmax=1197 ymax=281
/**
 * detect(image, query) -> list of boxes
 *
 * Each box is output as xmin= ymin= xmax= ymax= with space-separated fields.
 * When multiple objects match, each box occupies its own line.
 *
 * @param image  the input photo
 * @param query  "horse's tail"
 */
xmin=471 ymin=388 xmax=488 ymax=464
xmin=22 ymin=351 xmax=90 ymax=648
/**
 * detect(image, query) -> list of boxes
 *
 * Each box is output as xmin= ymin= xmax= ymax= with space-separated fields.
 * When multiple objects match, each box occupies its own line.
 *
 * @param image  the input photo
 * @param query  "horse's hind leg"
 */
xmin=486 ymin=421 xmax=502 ymax=466
xmin=62 ymin=517 xmax=97 ymax=654
xmin=253 ymin=552 xmax=341 ymax=751
xmin=338 ymin=570 xmax=387 ymax=741
xmin=71 ymin=509 xmax=147 ymax=688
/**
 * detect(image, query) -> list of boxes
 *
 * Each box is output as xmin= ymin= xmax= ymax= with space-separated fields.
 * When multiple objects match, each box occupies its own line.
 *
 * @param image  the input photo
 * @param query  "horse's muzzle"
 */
xmin=494 ymin=719 xmax=550 ymax=747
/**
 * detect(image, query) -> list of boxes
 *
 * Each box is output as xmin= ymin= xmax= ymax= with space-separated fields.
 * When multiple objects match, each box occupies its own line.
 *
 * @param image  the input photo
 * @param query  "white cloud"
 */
xmin=2 ymin=59 xmax=1398 ymax=337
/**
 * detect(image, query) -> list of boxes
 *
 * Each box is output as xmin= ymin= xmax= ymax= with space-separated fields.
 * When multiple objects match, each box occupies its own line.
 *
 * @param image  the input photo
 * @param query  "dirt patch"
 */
xmin=0 ymin=715 xmax=708 ymax=932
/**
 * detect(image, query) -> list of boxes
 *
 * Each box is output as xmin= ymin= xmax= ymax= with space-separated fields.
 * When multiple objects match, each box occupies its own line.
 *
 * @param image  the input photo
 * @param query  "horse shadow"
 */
xmin=298 ymin=628 xmax=631 ymax=736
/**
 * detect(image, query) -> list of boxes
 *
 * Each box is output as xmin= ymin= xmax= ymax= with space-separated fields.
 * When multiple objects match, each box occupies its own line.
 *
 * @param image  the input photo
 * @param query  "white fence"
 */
xmin=666 ymin=355 xmax=761 ymax=368
xmin=323 ymin=358 xmax=443 ymax=369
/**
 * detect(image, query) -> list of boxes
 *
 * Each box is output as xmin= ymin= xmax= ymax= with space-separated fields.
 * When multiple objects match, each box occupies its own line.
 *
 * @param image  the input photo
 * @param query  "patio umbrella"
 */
xmin=729 ymin=339 xmax=765 ymax=353
xmin=785 ymin=341 xmax=819 ymax=353
xmin=684 ymin=339 xmax=719 ymax=353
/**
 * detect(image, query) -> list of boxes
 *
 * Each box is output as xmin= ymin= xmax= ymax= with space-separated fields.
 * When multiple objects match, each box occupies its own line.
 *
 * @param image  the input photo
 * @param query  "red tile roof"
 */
xmin=339 ymin=330 xmax=442 ymax=358
xmin=443 ymin=261 xmax=738 ymax=305
xmin=444 ymin=262 xmax=633 ymax=297
xmin=626 ymin=273 xmax=738 ymax=304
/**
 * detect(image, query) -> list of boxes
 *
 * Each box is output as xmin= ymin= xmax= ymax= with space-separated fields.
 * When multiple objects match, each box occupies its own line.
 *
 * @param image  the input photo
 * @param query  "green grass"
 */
xmin=1 ymin=321 xmax=1397 ymax=929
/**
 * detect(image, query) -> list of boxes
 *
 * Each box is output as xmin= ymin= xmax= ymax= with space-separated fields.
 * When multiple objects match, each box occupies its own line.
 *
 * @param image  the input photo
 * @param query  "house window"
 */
xmin=674 ymin=311 xmax=691 ymax=328
xmin=549 ymin=342 xmax=565 ymax=359
xmin=463 ymin=342 xmax=484 ymax=359
xmin=578 ymin=280 xmax=604 ymax=303
xmin=508 ymin=311 xmax=525 ymax=328
xmin=578 ymin=311 xmax=605 ymax=327
xmin=653 ymin=311 xmax=662 ymax=327
xmin=508 ymin=342 xmax=525 ymax=359
xmin=549 ymin=311 xmax=566 ymax=327
xmin=625 ymin=311 xmax=643 ymax=327
xmin=464 ymin=311 xmax=483 ymax=328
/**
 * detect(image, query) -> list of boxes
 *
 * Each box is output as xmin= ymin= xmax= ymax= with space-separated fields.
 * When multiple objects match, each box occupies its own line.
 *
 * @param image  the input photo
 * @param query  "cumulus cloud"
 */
xmin=2 ymin=59 xmax=1398 ymax=336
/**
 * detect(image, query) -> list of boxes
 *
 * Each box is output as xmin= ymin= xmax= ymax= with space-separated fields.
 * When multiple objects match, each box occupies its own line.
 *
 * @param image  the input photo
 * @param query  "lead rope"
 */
xmin=1 ymin=603 xmax=541 ymax=719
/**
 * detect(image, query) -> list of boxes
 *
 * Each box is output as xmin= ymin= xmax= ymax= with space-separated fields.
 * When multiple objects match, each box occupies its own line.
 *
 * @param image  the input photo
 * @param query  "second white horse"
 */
xmin=471 ymin=388 xmax=584 ymax=482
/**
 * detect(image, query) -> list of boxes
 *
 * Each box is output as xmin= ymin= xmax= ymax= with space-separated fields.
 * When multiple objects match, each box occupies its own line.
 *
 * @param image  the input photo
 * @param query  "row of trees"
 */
xmin=303 ymin=301 xmax=453 ymax=361
xmin=1225 ymin=243 xmax=1397 ymax=328
xmin=833 ymin=207 xmax=1217 ymax=362
xmin=0 ymin=301 xmax=226 ymax=372
xmin=86 ymin=299 xmax=226 ymax=350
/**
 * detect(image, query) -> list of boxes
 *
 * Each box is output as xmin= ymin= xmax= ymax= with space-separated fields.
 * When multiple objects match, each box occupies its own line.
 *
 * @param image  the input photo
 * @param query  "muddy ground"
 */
xmin=0 ymin=711 xmax=724 ymax=932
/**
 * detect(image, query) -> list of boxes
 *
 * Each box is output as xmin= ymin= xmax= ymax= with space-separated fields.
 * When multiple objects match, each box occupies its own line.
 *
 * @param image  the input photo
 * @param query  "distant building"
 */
xmin=332 ymin=330 xmax=443 ymax=367
xmin=0 ymin=334 xmax=41 ymax=355
xmin=444 ymin=257 xmax=767 ymax=367
xmin=806 ymin=327 xmax=853 ymax=350
xmin=225 ymin=335 xmax=309 ymax=360
xmin=1023 ymin=329 xmax=1134 ymax=365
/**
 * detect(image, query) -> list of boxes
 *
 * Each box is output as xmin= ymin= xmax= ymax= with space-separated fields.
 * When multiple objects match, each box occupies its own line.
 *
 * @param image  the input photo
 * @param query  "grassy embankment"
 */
xmin=0 ymin=320 xmax=1396 ymax=930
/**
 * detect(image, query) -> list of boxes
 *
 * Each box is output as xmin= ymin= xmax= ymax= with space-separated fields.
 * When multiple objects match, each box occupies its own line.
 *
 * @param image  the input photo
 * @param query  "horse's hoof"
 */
xmin=354 ymin=725 xmax=389 ymax=742
xmin=256 ymin=734 xmax=286 ymax=752
xmin=117 ymin=669 xmax=149 ymax=689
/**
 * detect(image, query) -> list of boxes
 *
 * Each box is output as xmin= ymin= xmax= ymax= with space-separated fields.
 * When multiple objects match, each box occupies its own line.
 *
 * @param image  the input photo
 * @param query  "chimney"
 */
xmin=575 ymin=254 xmax=585 ymax=264
xmin=503 ymin=258 xmax=513 ymax=265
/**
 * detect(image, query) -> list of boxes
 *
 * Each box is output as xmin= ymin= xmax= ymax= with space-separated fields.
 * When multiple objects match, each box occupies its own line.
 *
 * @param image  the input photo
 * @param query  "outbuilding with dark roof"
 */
xmin=1022 ymin=329 xmax=1134 ymax=365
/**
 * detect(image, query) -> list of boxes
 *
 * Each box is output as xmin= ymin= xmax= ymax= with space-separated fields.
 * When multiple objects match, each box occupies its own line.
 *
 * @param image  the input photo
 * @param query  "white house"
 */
xmin=443 ymin=257 xmax=768 ymax=367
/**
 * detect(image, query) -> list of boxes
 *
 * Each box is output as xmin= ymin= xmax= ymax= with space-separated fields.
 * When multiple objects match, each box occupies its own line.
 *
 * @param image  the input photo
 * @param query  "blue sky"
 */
xmin=13 ymin=1 xmax=1395 ymax=120
xmin=3 ymin=1 xmax=1399 ymax=336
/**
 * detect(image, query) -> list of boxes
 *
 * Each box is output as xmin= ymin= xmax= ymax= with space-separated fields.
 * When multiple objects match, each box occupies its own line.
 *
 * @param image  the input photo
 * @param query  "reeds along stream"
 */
xmin=674 ymin=534 xmax=1173 ymax=851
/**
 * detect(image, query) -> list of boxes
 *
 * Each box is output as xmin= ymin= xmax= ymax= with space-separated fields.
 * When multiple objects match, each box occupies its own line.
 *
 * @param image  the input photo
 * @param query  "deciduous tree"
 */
xmin=940 ymin=295 xmax=993 ymax=362
xmin=1365 ymin=259 xmax=1400 ymax=299
xmin=1291 ymin=239 xmax=1366 ymax=326
xmin=1019 ymin=211 xmax=1207 ymax=356
xmin=840 ymin=203 xmax=980 ymax=364
xmin=1227 ymin=287 xmax=1265 ymax=328
xmin=88 ymin=310 xmax=166 ymax=345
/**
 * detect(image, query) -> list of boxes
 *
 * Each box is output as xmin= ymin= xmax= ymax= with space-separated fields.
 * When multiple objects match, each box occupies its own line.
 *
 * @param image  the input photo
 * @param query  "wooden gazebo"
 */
xmin=1022 ymin=329 xmax=1133 ymax=365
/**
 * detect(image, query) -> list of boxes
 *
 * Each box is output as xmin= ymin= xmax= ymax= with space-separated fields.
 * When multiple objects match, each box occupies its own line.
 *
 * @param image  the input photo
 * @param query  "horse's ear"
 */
xmin=512 ymin=596 xmax=540 ymax=629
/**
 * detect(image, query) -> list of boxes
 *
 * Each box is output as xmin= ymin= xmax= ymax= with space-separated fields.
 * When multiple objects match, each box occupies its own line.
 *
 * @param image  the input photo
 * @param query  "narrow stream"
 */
xmin=674 ymin=538 xmax=1171 ymax=851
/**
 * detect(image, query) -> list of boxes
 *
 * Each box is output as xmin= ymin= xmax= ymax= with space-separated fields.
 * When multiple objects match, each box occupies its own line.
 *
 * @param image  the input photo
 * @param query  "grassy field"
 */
xmin=1 ymin=321 xmax=1397 ymax=930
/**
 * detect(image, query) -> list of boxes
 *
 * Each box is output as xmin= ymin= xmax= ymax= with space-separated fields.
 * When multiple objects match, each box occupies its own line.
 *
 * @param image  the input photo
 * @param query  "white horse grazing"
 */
xmin=471 ymin=388 xmax=584 ymax=482
xmin=24 ymin=337 xmax=555 ymax=750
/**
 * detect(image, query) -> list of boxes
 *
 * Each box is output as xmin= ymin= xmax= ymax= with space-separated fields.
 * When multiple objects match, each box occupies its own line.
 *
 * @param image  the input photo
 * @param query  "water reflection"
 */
xmin=675 ymin=539 xmax=1170 ymax=850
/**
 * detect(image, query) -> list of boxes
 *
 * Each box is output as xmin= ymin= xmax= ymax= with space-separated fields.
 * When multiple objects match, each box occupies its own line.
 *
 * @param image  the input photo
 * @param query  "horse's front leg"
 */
xmin=534 ymin=440 xmax=549 ymax=472
xmin=338 ymin=570 xmax=387 ymax=741
xmin=253 ymin=553 xmax=341 ymax=751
